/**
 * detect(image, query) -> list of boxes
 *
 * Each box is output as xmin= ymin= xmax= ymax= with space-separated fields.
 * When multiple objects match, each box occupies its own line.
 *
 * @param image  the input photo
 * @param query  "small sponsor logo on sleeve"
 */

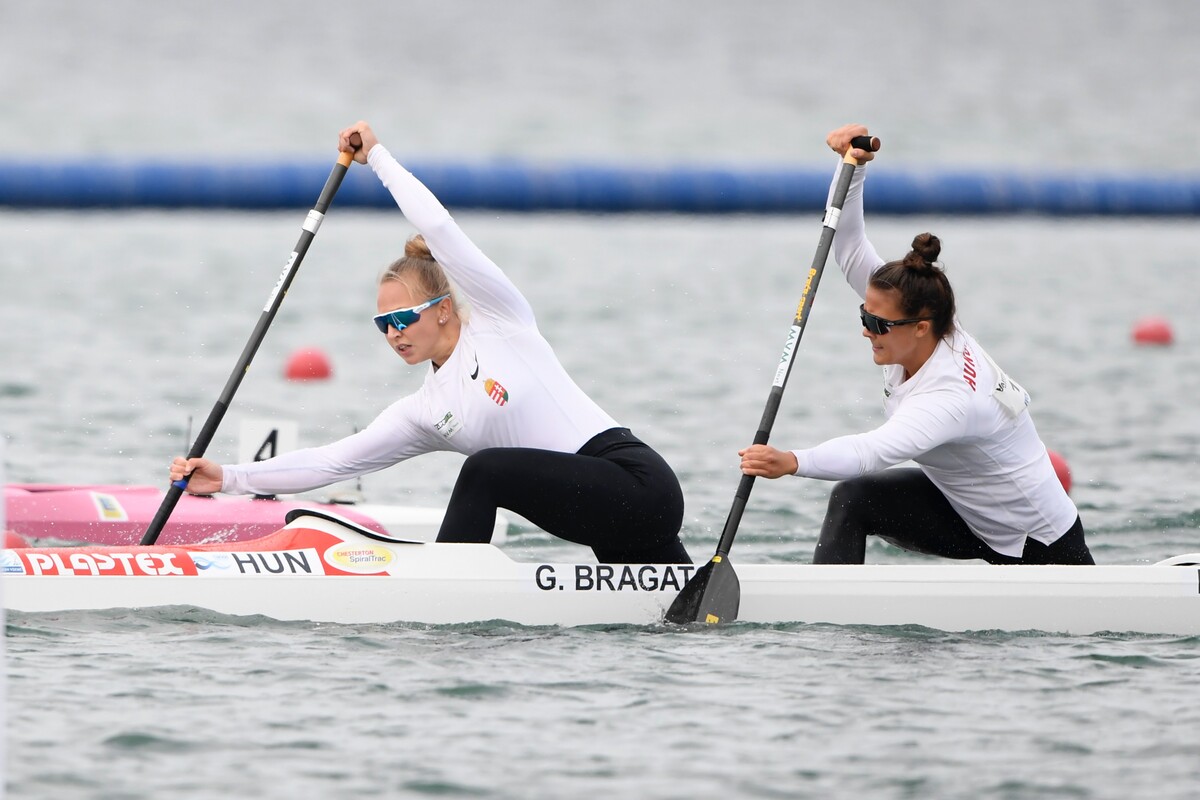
xmin=435 ymin=410 xmax=463 ymax=440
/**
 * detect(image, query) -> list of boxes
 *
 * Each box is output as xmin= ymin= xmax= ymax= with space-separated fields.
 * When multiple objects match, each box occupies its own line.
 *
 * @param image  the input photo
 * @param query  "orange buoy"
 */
xmin=1047 ymin=449 xmax=1072 ymax=495
xmin=1132 ymin=316 xmax=1174 ymax=346
xmin=4 ymin=529 xmax=30 ymax=548
xmin=284 ymin=347 xmax=333 ymax=381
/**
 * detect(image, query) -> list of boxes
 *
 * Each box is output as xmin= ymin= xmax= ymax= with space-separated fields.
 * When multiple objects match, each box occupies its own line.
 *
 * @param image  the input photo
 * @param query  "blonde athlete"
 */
xmin=173 ymin=122 xmax=688 ymax=565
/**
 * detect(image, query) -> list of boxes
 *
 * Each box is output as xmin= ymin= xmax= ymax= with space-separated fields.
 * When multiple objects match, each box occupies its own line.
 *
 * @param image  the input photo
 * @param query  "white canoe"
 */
xmin=4 ymin=509 xmax=1198 ymax=635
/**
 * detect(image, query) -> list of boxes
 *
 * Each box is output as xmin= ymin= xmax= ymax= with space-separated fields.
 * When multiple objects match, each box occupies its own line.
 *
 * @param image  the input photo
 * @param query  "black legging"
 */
xmin=813 ymin=468 xmax=1094 ymax=565
xmin=437 ymin=427 xmax=690 ymax=564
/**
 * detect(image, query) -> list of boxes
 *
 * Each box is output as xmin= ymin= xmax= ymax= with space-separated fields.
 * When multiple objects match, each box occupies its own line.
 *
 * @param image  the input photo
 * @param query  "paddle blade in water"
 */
xmin=664 ymin=555 xmax=740 ymax=624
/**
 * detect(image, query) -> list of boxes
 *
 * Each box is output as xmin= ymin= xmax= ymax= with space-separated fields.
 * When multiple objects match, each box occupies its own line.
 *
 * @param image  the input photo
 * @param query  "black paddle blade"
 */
xmin=664 ymin=555 xmax=741 ymax=624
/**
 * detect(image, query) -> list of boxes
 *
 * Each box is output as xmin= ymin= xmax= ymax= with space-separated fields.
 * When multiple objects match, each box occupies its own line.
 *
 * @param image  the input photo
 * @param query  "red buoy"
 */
xmin=1047 ymin=449 xmax=1072 ymax=495
xmin=4 ymin=529 xmax=30 ymax=548
xmin=284 ymin=347 xmax=333 ymax=381
xmin=1132 ymin=316 xmax=1174 ymax=346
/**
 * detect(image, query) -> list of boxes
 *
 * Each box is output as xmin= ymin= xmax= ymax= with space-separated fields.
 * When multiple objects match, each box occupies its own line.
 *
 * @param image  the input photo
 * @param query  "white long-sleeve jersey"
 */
xmin=222 ymin=144 xmax=617 ymax=497
xmin=789 ymin=163 xmax=1079 ymax=557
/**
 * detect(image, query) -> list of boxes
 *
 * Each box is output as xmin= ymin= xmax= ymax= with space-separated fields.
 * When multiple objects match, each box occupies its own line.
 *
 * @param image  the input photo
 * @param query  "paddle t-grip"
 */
xmin=849 ymin=135 xmax=881 ymax=152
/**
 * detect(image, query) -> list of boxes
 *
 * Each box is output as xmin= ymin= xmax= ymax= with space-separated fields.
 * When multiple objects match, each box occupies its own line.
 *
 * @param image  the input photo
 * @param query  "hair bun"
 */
xmin=907 ymin=232 xmax=941 ymax=266
xmin=404 ymin=234 xmax=434 ymax=261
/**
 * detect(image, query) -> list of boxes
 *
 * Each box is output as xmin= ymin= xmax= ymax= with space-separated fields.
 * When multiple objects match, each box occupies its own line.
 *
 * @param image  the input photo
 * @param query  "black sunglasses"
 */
xmin=859 ymin=304 xmax=932 ymax=335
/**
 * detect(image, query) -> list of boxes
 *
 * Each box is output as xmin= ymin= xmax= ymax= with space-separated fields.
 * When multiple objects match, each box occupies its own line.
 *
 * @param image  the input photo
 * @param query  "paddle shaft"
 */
xmin=712 ymin=135 xmax=878 ymax=558
xmin=140 ymin=150 xmax=355 ymax=545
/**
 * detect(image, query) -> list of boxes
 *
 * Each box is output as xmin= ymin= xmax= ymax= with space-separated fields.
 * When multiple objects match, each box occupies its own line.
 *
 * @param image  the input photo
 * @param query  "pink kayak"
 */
xmin=4 ymin=483 xmax=507 ymax=547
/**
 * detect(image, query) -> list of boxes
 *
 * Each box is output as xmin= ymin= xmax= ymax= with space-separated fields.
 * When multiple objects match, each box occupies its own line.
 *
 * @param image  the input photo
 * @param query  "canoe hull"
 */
xmin=4 ymin=512 xmax=1198 ymax=634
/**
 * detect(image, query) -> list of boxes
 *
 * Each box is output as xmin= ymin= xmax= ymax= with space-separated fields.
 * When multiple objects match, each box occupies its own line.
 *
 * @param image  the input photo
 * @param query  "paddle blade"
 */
xmin=664 ymin=555 xmax=741 ymax=624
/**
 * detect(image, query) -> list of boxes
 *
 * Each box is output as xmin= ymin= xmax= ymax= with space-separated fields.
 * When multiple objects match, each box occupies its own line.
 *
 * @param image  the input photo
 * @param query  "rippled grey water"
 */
xmin=4 ymin=1 xmax=1200 ymax=798
xmin=8 ymin=610 xmax=1200 ymax=799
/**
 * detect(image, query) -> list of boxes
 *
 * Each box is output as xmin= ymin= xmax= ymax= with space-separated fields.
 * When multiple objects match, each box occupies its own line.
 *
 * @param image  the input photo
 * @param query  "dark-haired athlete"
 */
xmin=171 ymin=121 xmax=688 ymax=565
xmin=739 ymin=124 xmax=1092 ymax=566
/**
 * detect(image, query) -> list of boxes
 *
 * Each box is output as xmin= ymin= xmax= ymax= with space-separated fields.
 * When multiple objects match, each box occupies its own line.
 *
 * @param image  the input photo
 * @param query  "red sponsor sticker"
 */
xmin=17 ymin=550 xmax=198 ymax=577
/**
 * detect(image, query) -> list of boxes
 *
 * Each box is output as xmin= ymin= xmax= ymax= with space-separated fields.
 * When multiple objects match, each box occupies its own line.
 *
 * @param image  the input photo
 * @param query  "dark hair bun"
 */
xmin=906 ymin=232 xmax=941 ymax=266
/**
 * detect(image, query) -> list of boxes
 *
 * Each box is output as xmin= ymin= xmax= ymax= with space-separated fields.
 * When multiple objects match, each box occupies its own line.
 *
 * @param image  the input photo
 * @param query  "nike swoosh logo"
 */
xmin=470 ymin=355 xmax=479 ymax=381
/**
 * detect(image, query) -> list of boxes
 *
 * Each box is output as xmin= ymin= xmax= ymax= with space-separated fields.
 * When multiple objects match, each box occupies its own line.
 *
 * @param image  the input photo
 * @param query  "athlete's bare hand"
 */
xmin=338 ymin=120 xmax=379 ymax=165
xmin=739 ymin=444 xmax=799 ymax=479
xmin=826 ymin=123 xmax=876 ymax=163
xmin=169 ymin=456 xmax=223 ymax=495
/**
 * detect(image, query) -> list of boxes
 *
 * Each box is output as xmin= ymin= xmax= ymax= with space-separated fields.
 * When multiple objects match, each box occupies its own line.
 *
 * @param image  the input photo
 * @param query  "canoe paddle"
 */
xmin=665 ymin=134 xmax=880 ymax=624
xmin=140 ymin=145 xmax=357 ymax=545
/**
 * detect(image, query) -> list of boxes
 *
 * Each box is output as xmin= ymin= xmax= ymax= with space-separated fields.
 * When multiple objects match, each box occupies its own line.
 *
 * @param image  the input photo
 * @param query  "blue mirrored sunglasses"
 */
xmin=373 ymin=295 xmax=450 ymax=334
xmin=859 ymin=304 xmax=931 ymax=335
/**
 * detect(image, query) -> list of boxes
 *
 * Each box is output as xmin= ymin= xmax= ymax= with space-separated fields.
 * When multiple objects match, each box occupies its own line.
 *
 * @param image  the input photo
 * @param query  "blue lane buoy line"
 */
xmin=1 ymin=158 xmax=1198 ymax=215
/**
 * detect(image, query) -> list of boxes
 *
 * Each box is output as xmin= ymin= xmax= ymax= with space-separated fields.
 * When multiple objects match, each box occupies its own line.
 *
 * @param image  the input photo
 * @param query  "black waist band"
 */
xmin=576 ymin=427 xmax=645 ymax=458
